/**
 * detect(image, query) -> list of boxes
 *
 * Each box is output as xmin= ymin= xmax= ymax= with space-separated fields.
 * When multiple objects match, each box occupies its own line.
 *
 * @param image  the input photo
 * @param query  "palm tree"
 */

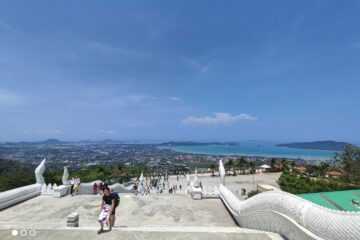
xmin=226 ymin=159 xmax=236 ymax=175
xmin=249 ymin=161 xmax=256 ymax=174
xmin=281 ymin=158 xmax=289 ymax=172
xmin=238 ymin=157 xmax=247 ymax=174
xmin=269 ymin=158 xmax=276 ymax=170
xmin=290 ymin=161 xmax=296 ymax=169
xmin=209 ymin=163 xmax=216 ymax=176
xmin=117 ymin=164 xmax=123 ymax=172
xmin=229 ymin=159 xmax=235 ymax=175
xmin=319 ymin=162 xmax=330 ymax=177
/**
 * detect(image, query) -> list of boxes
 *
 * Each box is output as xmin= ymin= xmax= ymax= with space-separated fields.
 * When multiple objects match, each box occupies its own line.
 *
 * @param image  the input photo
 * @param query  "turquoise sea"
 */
xmin=159 ymin=141 xmax=339 ymax=160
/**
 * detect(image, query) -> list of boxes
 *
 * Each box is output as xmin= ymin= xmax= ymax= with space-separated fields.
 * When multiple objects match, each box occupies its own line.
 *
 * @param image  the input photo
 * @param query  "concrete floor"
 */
xmin=153 ymin=172 xmax=281 ymax=200
xmin=0 ymin=172 xmax=284 ymax=240
xmin=0 ymin=194 xmax=236 ymax=229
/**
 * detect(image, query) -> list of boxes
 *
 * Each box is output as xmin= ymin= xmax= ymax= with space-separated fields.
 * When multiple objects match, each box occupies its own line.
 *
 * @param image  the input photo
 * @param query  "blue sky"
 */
xmin=0 ymin=0 xmax=360 ymax=143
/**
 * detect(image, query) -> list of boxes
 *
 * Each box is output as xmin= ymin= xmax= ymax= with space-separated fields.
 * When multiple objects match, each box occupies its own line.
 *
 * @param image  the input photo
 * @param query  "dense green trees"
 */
xmin=304 ymin=162 xmax=330 ymax=177
xmin=209 ymin=163 xmax=217 ymax=176
xmin=335 ymin=145 xmax=360 ymax=185
xmin=277 ymin=173 xmax=355 ymax=194
xmin=0 ymin=159 xmax=35 ymax=174
xmin=281 ymin=158 xmax=289 ymax=171
xmin=238 ymin=157 xmax=248 ymax=174
xmin=225 ymin=159 xmax=236 ymax=175
xmin=278 ymin=145 xmax=360 ymax=194
xmin=269 ymin=158 xmax=276 ymax=169
xmin=224 ymin=157 xmax=258 ymax=175
xmin=0 ymin=161 xmax=148 ymax=192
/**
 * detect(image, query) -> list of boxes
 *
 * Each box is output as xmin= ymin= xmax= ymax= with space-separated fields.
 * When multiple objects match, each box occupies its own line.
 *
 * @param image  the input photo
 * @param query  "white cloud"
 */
xmin=87 ymin=42 xmax=145 ymax=58
xmin=36 ymin=129 xmax=62 ymax=134
xmin=181 ymin=56 xmax=211 ymax=73
xmin=21 ymin=129 xmax=63 ymax=134
xmin=51 ymin=129 xmax=62 ymax=134
xmin=170 ymin=97 xmax=182 ymax=101
xmin=0 ymin=21 xmax=41 ymax=45
xmin=182 ymin=112 xmax=258 ymax=125
xmin=72 ymin=93 xmax=158 ymax=108
xmin=122 ymin=122 xmax=154 ymax=128
xmin=98 ymin=129 xmax=118 ymax=134
xmin=0 ymin=69 xmax=11 ymax=76
xmin=0 ymin=89 xmax=25 ymax=106
xmin=0 ymin=21 xmax=23 ymax=36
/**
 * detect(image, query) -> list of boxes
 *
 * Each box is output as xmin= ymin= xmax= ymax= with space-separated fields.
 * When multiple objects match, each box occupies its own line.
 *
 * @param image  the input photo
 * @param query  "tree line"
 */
xmin=278 ymin=145 xmax=360 ymax=194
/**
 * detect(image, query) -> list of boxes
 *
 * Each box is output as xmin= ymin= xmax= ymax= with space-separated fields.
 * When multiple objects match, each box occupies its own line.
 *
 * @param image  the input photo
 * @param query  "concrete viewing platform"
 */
xmin=1 ymin=159 xmax=359 ymax=240
xmin=0 ymin=194 xmax=282 ymax=240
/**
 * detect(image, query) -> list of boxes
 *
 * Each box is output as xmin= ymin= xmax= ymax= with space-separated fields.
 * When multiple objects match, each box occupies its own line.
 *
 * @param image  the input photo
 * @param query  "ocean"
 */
xmin=159 ymin=141 xmax=339 ymax=160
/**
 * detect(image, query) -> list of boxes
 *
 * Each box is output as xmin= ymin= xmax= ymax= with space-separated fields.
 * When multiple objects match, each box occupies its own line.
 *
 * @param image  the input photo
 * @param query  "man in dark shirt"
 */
xmin=109 ymin=188 xmax=120 ymax=228
xmin=98 ymin=187 xmax=115 ymax=234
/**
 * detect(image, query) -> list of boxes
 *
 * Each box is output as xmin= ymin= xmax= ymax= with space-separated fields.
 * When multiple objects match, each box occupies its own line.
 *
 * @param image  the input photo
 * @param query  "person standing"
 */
xmin=76 ymin=177 xmax=81 ymax=186
xmin=99 ymin=182 xmax=104 ymax=195
xmin=70 ymin=178 xmax=75 ymax=196
xmin=98 ymin=187 xmax=116 ymax=234
xmin=109 ymin=188 xmax=120 ymax=228
xmin=93 ymin=183 xmax=98 ymax=195
xmin=72 ymin=176 xmax=80 ymax=195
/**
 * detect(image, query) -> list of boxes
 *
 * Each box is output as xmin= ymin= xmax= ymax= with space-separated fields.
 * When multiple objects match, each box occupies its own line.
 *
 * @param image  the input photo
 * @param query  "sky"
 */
xmin=0 ymin=0 xmax=360 ymax=143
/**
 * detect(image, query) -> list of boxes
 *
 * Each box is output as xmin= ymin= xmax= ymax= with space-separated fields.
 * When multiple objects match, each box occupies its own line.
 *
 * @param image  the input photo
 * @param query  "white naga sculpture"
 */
xmin=35 ymin=159 xmax=46 ymax=185
xmin=186 ymin=173 xmax=190 ymax=186
xmin=139 ymin=172 xmax=143 ymax=185
xmin=217 ymin=160 xmax=360 ymax=240
xmin=193 ymin=168 xmax=199 ymax=187
xmin=219 ymin=160 xmax=225 ymax=186
xmin=62 ymin=166 xmax=69 ymax=185
xmin=0 ymin=159 xmax=45 ymax=210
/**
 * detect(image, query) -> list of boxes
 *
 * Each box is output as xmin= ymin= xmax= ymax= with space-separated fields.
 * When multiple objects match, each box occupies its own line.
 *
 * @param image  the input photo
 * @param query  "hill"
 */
xmin=159 ymin=141 xmax=238 ymax=146
xmin=276 ymin=140 xmax=353 ymax=151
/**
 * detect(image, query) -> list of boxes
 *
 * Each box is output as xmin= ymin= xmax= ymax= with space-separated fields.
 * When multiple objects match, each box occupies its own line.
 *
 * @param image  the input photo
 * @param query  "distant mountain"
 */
xmin=1 ymin=139 xmax=125 ymax=146
xmin=38 ymin=139 xmax=65 ymax=144
xmin=98 ymin=139 xmax=124 ymax=144
xmin=276 ymin=140 xmax=353 ymax=151
xmin=159 ymin=141 xmax=238 ymax=146
xmin=3 ymin=138 xmax=67 ymax=146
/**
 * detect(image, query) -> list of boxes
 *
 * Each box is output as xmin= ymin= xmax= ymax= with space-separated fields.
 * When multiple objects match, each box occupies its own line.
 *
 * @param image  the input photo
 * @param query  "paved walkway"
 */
xmin=147 ymin=172 xmax=281 ymax=200
xmin=0 ymin=194 xmax=236 ymax=228
xmin=0 ymin=173 xmax=284 ymax=240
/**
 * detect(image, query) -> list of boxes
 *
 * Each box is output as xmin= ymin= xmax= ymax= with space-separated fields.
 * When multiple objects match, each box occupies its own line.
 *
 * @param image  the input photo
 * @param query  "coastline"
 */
xmin=158 ymin=142 xmax=338 ymax=160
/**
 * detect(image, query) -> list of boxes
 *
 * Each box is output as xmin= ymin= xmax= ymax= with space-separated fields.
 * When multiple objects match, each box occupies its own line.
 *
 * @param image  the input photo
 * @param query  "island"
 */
xmin=276 ymin=140 xmax=353 ymax=151
xmin=159 ymin=141 xmax=239 ymax=146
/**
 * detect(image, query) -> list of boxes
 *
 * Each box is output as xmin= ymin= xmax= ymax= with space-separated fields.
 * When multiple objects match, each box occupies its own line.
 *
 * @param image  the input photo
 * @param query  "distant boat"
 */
xmin=257 ymin=145 xmax=261 ymax=148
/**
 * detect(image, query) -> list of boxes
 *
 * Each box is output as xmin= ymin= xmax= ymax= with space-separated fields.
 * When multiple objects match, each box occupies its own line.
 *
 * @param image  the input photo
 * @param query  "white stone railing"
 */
xmin=0 ymin=159 xmax=46 ymax=210
xmin=0 ymin=184 xmax=42 ymax=210
xmin=78 ymin=180 xmax=133 ymax=194
xmin=219 ymin=184 xmax=360 ymax=240
xmin=110 ymin=183 xmax=133 ymax=193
